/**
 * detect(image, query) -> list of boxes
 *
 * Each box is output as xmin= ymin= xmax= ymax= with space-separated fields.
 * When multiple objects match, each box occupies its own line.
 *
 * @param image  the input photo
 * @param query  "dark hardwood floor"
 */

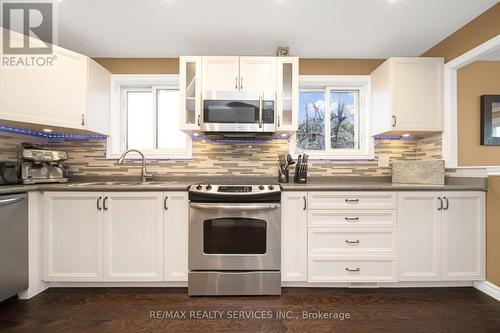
xmin=1 ymin=287 xmax=500 ymax=333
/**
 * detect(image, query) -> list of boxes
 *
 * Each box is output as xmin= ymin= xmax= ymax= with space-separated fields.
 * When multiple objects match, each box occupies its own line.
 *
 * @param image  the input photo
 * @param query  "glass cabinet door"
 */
xmin=277 ymin=57 xmax=298 ymax=131
xmin=179 ymin=56 xmax=202 ymax=131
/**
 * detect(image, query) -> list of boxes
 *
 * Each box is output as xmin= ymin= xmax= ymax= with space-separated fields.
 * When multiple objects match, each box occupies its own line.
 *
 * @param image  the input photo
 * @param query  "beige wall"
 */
xmin=93 ymin=57 xmax=384 ymax=75
xmin=422 ymin=1 xmax=500 ymax=286
xmin=457 ymin=61 xmax=500 ymax=166
xmin=487 ymin=176 xmax=500 ymax=286
xmin=422 ymin=3 xmax=500 ymax=62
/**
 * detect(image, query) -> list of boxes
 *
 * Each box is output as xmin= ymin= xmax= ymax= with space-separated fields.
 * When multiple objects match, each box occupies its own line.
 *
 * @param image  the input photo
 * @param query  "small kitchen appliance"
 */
xmin=19 ymin=148 xmax=69 ymax=184
xmin=188 ymin=184 xmax=281 ymax=296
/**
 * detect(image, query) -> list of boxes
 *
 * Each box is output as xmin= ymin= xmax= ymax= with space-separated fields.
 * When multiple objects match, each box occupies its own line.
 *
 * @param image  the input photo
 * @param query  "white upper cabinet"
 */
xmin=371 ymin=57 xmax=444 ymax=135
xmin=0 ymin=29 xmax=111 ymax=135
xmin=239 ymin=57 xmax=276 ymax=95
xmin=202 ymin=56 xmax=240 ymax=92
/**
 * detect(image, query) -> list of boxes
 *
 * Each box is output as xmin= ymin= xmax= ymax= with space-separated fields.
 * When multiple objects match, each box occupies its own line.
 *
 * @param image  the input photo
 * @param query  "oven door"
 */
xmin=189 ymin=202 xmax=280 ymax=270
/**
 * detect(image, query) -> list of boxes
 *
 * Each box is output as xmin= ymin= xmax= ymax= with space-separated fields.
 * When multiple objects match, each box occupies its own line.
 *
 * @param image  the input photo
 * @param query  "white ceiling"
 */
xmin=53 ymin=0 xmax=498 ymax=58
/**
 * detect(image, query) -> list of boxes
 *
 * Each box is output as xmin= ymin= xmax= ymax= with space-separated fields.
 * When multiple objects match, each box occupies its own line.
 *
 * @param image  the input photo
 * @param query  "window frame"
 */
xmin=107 ymin=75 xmax=192 ymax=160
xmin=290 ymin=75 xmax=373 ymax=160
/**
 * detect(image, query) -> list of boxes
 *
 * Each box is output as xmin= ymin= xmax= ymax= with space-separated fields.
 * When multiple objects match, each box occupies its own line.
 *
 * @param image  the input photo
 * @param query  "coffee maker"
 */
xmin=19 ymin=148 xmax=69 ymax=184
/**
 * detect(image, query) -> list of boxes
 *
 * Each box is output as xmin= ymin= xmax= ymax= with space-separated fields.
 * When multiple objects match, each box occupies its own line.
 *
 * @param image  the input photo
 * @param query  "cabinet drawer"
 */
xmin=307 ymin=192 xmax=397 ymax=210
xmin=308 ymin=210 xmax=396 ymax=228
xmin=309 ymin=228 xmax=397 ymax=255
xmin=308 ymin=257 xmax=397 ymax=283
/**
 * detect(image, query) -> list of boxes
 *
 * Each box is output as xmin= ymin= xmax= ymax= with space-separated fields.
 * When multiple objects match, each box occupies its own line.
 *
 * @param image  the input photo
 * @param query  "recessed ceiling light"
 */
xmin=42 ymin=128 xmax=53 ymax=133
xmin=401 ymin=133 xmax=411 ymax=137
xmin=192 ymin=132 xmax=200 ymax=137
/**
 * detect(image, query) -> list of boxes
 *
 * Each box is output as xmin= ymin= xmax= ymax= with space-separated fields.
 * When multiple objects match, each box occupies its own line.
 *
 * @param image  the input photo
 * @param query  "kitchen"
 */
xmin=1 ymin=0 xmax=500 ymax=332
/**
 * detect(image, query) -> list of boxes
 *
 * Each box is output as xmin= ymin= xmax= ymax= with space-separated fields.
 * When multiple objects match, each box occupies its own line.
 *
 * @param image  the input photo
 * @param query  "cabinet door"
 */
xmin=281 ymin=192 xmax=308 ymax=281
xmin=398 ymin=192 xmax=441 ymax=281
xmin=180 ymin=56 xmax=202 ymax=131
xmin=441 ymin=192 xmax=485 ymax=281
xmin=164 ymin=192 xmax=189 ymax=281
xmin=85 ymin=59 xmax=111 ymax=135
xmin=44 ymin=192 xmax=103 ymax=281
xmin=276 ymin=57 xmax=298 ymax=131
xmin=103 ymin=192 xmax=164 ymax=281
xmin=239 ymin=57 xmax=276 ymax=95
xmin=391 ymin=58 xmax=443 ymax=132
xmin=202 ymin=56 xmax=240 ymax=92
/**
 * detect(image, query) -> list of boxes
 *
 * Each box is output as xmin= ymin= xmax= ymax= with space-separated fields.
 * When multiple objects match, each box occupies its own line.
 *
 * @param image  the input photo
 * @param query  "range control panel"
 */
xmin=188 ymin=184 xmax=280 ymax=195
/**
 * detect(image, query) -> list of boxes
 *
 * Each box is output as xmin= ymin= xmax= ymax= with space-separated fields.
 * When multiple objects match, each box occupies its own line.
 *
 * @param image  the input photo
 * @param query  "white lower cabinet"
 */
xmin=281 ymin=192 xmax=308 ymax=282
xmin=398 ymin=191 xmax=485 ymax=282
xmin=44 ymin=192 xmax=103 ymax=282
xmin=164 ymin=192 xmax=189 ymax=281
xmin=103 ymin=193 xmax=164 ymax=281
xmin=398 ymin=192 xmax=441 ymax=281
xmin=44 ymin=191 xmax=188 ymax=283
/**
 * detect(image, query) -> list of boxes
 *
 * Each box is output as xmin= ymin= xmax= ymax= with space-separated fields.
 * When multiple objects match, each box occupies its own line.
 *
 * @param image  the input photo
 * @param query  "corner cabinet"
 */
xmin=0 ymin=29 xmax=111 ymax=134
xmin=371 ymin=57 xmax=444 ymax=135
xmin=398 ymin=192 xmax=485 ymax=281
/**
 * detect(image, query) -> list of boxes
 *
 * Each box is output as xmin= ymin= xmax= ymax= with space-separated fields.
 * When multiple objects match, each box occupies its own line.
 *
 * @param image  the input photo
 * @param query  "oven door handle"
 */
xmin=190 ymin=203 xmax=280 ymax=210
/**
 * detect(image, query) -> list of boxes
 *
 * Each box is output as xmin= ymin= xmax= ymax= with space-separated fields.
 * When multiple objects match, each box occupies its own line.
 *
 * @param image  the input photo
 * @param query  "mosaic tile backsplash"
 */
xmin=0 ymin=131 xmax=442 ymax=178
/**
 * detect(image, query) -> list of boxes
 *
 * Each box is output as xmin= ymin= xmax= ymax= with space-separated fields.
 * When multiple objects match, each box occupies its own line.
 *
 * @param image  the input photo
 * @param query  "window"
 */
xmin=291 ymin=76 xmax=372 ymax=160
xmin=107 ymin=75 xmax=191 ymax=159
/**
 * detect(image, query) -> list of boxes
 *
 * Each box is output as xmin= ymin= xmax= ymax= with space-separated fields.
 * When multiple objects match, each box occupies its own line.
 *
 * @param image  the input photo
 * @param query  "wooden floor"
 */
xmin=1 ymin=287 xmax=500 ymax=332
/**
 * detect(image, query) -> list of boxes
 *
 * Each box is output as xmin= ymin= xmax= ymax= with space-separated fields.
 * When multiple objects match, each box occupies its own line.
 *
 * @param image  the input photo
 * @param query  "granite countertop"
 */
xmin=0 ymin=176 xmax=487 ymax=195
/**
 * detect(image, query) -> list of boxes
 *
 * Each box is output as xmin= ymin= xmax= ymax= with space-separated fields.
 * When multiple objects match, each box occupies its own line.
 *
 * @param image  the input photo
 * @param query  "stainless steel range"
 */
xmin=188 ymin=184 xmax=281 ymax=296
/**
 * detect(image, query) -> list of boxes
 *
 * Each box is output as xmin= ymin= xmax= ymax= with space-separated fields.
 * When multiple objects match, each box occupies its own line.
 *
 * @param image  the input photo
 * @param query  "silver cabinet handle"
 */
xmin=345 ymin=199 xmax=359 ymax=204
xmin=258 ymin=95 xmax=263 ymax=128
xmin=278 ymin=115 xmax=281 ymax=127
xmin=103 ymin=196 xmax=108 ymax=211
xmin=190 ymin=203 xmax=280 ymax=211
xmin=392 ymin=115 xmax=396 ymax=127
xmin=240 ymin=77 xmax=243 ymax=90
xmin=345 ymin=268 xmax=360 ymax=272
xmin=345 ymin=240 xmax=360 ymax=244
xmin=81 ymin=114 xmax=85 ymax=126
xmin=443 ymin=197 xmax=449 ymax=210
xmin=164 ymin=196 xmax=168 ymax=210
xmin=197 ymin=114 xmax=201 ymax=126
xmin=97 ymin=196 xmax=102 ymax=211
xmin=345 ymin=217 xmax=360 ymax=222
xmin=235 ymin=77 xmax=238 ymax=90
xmin=0 ymin=196 xmax=25 ymax=205
xmin=303 ymin=196 xmax=307 ymax=210
xmin=437 ymin=197 xmax=443 ymax=211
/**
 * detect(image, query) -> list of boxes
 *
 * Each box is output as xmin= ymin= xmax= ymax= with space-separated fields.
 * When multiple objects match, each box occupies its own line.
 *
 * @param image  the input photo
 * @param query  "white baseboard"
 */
xmin=473 ymin=281 xmax=500 ymax=301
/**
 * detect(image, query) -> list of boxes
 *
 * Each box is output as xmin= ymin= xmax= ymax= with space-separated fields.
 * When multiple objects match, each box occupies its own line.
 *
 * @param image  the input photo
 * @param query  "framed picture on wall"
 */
xmin=481 ymin=95 xmax=500 ymax=146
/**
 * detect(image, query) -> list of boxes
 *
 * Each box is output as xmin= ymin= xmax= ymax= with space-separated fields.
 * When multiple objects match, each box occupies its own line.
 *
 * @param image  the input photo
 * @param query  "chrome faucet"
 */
xmin=117 ymin=149 xmax=153 ymax=183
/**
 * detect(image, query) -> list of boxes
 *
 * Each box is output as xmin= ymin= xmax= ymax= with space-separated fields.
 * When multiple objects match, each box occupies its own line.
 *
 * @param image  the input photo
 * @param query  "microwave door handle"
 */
xmin=259 ymin=95 xmax=263 ymax=129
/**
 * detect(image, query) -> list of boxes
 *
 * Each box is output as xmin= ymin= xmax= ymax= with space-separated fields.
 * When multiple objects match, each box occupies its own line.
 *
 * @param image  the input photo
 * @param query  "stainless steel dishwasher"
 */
xmin=0 ymin=193 xmax=28 ymax=302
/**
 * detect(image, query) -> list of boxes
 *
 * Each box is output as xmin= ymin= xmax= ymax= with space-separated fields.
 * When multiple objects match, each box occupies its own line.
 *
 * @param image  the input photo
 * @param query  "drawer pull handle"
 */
xmin=345 ymin=267 xmax=360 ymax=273
xmin=345 ymin=240 xmax=360 ymax=244
xmin=345 ymin=199 xmax=359 ymax=204
xmin=345 ymin=217 xmax=359 ymax=221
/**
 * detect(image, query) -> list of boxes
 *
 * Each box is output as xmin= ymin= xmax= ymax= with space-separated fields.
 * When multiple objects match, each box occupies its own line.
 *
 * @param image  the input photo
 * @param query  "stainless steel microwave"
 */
xmin=201 ymin=91 xmax=276 ymax=138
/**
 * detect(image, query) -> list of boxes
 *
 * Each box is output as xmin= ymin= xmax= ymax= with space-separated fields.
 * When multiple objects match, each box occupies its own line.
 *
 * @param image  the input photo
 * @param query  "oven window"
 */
xmin=203 ymin=218 xmax=266 ymax=254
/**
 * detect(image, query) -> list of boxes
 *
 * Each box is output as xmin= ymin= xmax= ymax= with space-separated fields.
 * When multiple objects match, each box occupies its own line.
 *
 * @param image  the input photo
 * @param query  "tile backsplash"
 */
xmin=0 ymin=131 xmax=442 ymax=178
